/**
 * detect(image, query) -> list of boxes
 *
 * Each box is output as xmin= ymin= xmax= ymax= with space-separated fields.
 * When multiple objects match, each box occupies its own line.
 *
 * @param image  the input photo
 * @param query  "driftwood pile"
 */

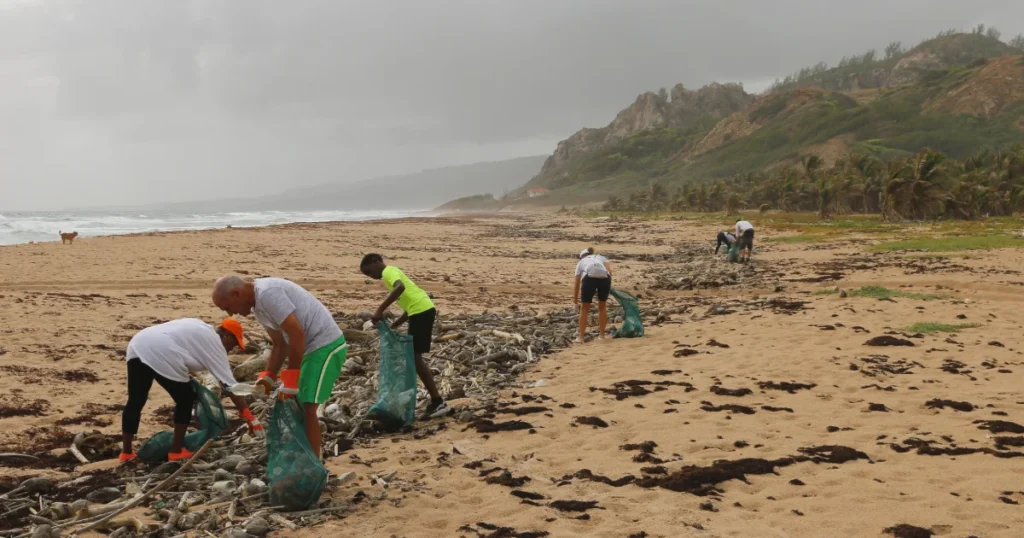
xmin=0 ymin=308 xmax=599 ymax=538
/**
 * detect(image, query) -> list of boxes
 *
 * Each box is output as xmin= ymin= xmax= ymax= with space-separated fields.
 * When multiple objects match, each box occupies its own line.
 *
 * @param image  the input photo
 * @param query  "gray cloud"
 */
xmin=1 ymin=0 xmax=1022 ymax=209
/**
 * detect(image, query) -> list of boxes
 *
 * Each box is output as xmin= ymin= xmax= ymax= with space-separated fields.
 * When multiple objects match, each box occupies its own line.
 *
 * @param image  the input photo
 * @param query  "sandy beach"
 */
xmin=2 ymin=213 xmax=1023 ymax=537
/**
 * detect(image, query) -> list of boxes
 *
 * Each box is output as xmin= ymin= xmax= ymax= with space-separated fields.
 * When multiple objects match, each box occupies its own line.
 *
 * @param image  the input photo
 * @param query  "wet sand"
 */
xmin=1 ymin=214 xmax=1023 ymax=537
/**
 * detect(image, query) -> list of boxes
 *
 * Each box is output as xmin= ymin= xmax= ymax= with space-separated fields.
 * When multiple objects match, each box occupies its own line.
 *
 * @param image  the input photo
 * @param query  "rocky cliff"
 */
xmin=540 ymin=82 xmax=753 ymax=174
xmin=522 ymin=32 xmax=1024 ymax=202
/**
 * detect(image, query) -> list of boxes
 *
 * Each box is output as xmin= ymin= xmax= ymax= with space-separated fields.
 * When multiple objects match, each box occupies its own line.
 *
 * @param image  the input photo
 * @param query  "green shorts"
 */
xmin=298 ymin=336 xmax=348 ymax=404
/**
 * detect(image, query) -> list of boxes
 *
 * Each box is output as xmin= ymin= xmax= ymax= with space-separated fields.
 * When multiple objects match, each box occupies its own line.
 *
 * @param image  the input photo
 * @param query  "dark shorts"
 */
xmin=740 ymin=229 xmax=754 ymax=250
xmin=581 ymin=276 xmax=611 ymax=303
xmin=408 ymin=308 xmax=436 ymax=354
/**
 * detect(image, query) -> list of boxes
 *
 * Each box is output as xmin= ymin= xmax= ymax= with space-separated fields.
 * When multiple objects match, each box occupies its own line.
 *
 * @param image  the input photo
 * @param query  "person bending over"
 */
xmin=360 ymin=254 xmax=450 ymax=419
xmin=120 ymin=318 xmax=260 ymax=463
xmin=573 ymin=247 xmax=613 ymax=343
xmin=213 ymin=276 xmax=347 ymax=459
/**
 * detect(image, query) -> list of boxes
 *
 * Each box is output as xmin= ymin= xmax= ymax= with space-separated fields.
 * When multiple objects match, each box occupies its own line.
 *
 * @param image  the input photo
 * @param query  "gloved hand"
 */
xmin=240 ymin=408 xmax=265 ymax=438
xmin=279 ymin=369 xmax=300 ymax=400
xmin=255 ymin=371 xmax=278 ymax=397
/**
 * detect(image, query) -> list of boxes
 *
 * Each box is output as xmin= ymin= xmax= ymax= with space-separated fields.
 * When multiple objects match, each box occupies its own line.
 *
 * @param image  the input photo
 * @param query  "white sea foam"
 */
xmin=0 ymin=210 xmax=422 ymax=245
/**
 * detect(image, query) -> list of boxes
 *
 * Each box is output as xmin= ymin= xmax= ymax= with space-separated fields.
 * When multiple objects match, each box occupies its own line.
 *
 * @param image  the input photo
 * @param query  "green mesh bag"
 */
xmin=267 ymin=398 xmax=328 ymax=511
xmin=727 ymin=241 xmax=741 ymax=263
xmin=137 ymin=379 xmax=228 ymax=463
xmin=610 ymin=288 xmax=644 ymax=338
xmin=365 ymin=322 xmax=418 ymax=430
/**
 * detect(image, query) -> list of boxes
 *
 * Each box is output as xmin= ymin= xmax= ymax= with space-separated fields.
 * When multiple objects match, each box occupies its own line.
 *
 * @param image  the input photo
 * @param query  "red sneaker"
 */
xmin=167 ymin=448 xmax=194 ymax=462
xmin=118 ymin=452 xmax=137 ymax=463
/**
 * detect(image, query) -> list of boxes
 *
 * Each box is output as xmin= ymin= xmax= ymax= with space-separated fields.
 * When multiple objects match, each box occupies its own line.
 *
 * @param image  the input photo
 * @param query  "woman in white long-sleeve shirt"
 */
xmin=119 ymin=318 xmax=260 ymax=463
xmin=573 ymin=247 xmax=613 ymax=343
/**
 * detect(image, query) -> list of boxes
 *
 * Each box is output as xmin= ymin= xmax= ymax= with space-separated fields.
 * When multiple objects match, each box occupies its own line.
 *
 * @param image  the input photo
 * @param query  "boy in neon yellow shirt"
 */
xmin=360 ymin=254 xmax=449 ymax=419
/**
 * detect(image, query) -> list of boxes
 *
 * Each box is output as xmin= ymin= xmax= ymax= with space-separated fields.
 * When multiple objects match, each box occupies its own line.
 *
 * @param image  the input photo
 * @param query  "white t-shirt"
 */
xmin=575 ymin=255 xmax=610 ymax=279
xmin=126 ymin=318 xmax=237 ymax=385
xmin=735 ymin=221 xmax=754 ymax=235
xmin=253 ymin=277 xmax=342 ymax=353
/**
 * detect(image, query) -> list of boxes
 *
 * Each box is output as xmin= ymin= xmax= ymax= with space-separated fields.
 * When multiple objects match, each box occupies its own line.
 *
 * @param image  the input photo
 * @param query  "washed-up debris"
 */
xmin=646 ymin=247 xmax=788 ymax=291
xmin=757 ymin=381 xmax=816 ymax=393
xmin=974 ymin=420 xmax=1024 ymax=434
xmin=548 ymin=500 xmax=602 ymax=513
xmin=883 ymin=523 xmax=934 ymax=538
xmin=700 ymin=402 xmax=756 ymax=415
xmin=1 ymin=307 xmax=593 ymax=537
xmin=565 ymin=445 xmax=872 ymax=496
xmin=575 ymin=416 xmax=610 ymax=428
xmin=590 ymin=379 xmax=696 ymax=400
xmin=619 ymin=441 xmax=667 ymax=464
xmin=485 ymin=470 xmax=531 ymax=488
xmin=865 ymin=336 xmax=915 ymax=347
xmin=886 ymin=437 xmax=1024 ymax=459
xmin=458 ymin=521 xmax=550 ymax=538
xmin=710 ymin=386 xmax=752 ymax=397
xmin=858 ymin=356 xmax=921 ymax=377
xmin=925 ymin=399 xmax=974 ymax=412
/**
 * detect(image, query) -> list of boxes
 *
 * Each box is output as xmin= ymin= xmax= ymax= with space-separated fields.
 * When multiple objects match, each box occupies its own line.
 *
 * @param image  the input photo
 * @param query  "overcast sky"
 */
xmin=1 ymin=0 xmax=1022 ymax=210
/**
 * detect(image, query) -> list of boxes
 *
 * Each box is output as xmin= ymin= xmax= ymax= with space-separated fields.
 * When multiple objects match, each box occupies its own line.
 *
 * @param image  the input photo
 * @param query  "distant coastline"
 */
xmin=0 ymin=209 xmax=431 ymax=246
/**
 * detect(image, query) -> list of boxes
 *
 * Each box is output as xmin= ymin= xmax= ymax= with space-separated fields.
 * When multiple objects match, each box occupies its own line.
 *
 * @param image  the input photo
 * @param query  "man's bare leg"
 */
xmin=303 ymin=402 xmax=322 ymax=459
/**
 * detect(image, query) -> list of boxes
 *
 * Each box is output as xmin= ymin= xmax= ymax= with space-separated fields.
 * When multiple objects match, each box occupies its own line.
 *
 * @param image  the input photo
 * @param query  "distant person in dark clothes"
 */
xmin=715 ymin=231 xmax=736 ymax=254
xmin=360 ymin=254 xmax=450 ymax=420
xmin=735 ymin=219 xmax=755 ymax=262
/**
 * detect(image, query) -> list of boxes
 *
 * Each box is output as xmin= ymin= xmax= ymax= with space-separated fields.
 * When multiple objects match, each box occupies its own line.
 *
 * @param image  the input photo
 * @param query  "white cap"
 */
xmin=579 ymin=249 xmax=590 ymax=259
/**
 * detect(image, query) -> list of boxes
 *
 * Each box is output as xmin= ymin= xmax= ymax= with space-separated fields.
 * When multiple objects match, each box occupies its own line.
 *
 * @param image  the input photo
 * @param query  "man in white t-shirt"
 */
xmin=120 ymin=318 xmax=260 ymax=463
xmin=734 ymin=219 xmax=755 ymax=262
xmin=213 ymin=276 xmax=347 ymax=459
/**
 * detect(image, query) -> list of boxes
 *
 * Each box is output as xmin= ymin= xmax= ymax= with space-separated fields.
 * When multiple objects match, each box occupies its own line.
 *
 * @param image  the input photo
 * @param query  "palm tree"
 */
xmin=816 ymin=176 xmax=836 ymax=220
xmin=726 ymin=193 xmax=742 ymax=216
xmin=604 ymin=145 xmax=1021 ymax=221
xmin=905 ymin=149 xmax=946 ymax=219
xmin=880 ymin=159 xmax=910 ymax=221
xmin=801 ymin=154 xmax=824 ymax=181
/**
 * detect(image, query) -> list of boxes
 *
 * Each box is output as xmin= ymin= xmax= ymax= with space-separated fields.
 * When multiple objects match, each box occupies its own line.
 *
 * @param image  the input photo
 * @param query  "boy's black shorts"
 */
xmin=740 ymin=228 xmax=755 ymax=250
xmin=581 ymin=276 xmax=611 ymax=303
xmin=408 ymin=308 xmax=437 ymax=354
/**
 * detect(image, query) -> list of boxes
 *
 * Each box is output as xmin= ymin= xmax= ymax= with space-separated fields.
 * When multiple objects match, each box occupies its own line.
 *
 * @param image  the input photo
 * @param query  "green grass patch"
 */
xmin=904 ymin=322 xmax=981 ymax=334
xmin=814 ymin=285 xmax=947 ymax=300
xmin=871 ymin=234 xmax=1022 ymax=252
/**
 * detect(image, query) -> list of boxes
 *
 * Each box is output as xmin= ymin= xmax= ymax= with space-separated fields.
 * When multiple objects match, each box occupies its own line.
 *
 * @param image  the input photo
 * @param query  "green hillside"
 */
xmin=526 ymin=40 xmax=1024 ymax=202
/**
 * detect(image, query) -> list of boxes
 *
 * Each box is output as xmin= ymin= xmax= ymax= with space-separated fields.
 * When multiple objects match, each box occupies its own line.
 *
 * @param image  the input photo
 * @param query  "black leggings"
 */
xmin=715 ymin=232 xmax=734 ymax=254
xmin=122 ymin=359 xmax=195 ymax=434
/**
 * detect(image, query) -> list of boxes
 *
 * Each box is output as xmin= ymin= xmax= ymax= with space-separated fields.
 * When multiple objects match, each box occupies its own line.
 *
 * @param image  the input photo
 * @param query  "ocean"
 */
xmin=0 ymin=210 xmax=422 ymax=246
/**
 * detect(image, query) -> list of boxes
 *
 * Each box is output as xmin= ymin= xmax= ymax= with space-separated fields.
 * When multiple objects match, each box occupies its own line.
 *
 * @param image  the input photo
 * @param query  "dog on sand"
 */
xmin=59 ymin=231 xmax=79 ymax=245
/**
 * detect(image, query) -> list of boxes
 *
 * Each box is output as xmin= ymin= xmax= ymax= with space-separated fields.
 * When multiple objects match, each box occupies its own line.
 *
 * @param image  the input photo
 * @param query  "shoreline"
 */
xmin=0 ymin=208 xmax=441 ymax=247
xmin=0 ymin=210 xmax=449 ymax=248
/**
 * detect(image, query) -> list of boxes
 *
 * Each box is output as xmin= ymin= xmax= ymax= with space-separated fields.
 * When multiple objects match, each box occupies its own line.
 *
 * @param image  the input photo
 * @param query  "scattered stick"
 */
xmin=68 ymin=443 xmax=90 ymax=464
xmin=71 ymin=439 xmax=215 ymax=536
xmin=0 ymin=453 xmax=39 ymax=463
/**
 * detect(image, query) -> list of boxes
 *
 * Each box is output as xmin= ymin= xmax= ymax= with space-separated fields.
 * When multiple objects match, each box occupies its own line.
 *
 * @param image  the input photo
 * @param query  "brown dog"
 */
xmin=59 ymin=230 xmax=79 ymax=245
